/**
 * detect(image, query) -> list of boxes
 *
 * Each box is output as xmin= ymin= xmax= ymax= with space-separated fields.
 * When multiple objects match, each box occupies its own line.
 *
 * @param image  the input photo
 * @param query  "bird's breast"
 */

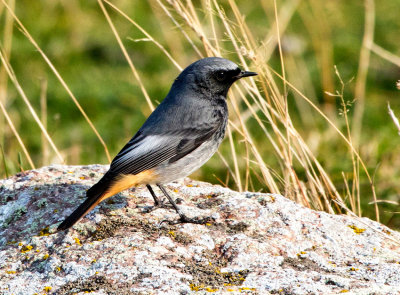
xmin=153 ymin=133 xmax=225 ymax=184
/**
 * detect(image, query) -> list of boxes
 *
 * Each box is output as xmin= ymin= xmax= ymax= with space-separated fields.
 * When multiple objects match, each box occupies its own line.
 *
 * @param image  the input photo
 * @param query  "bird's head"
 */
xmin=173 ymin=57 xmax=257 ymax=98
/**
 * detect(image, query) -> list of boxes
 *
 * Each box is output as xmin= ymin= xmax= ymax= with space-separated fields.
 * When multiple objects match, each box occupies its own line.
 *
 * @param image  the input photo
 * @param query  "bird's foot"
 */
xmin=141 ymin=198 xmax=171 ymax=213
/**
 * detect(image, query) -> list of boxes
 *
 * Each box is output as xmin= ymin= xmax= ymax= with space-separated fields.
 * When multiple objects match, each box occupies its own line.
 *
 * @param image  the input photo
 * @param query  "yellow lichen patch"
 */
xmin=221 ymin=271 xmax=247 ymax=283
xmin=39 ymin=227 xmax=50 ymax=236
xmin=20 ymin=245 xmax=33 ymax=253
xmin=328 ymin=261 xmax=337 ymax=267
xmin=206 ymin=223 xmax=212 ymax=226
xmin=190 ymin=284 xmax=204 ymax=291
xmin=340 ymin=290 xmax=349 ymax=293
xmin=173 ymin=189 xmax=179 ymax=193
xmin=43 ymin=286 xmax=52 ymax=293
xmin=91 ymin=259 xmax=97 ymax=264
xmin=53 ymin=209 xmax=59 ymax=213
xmin=6 ymin=270 xmax=16 ymax=274
xmin=168 ymin=231 xmax=176 ymax=238
xmin=186 ymin=184 xmax=193 ymax=187
xmin=74 ymin=238 xmax=81 ymax=245
xmin=205 ymin=287 xmax=218 ymax=292
xmin=55 ymin=266 xmax=61 ymax=272
xmin=18 ymin=242 xmax=23 ymax=246
xmin=79 ymin=176 xmax=86 ymax=180
xmin=297 ymin=251 xmax=307 ymax=257
xmin=239 ymin=287 xmax=257 ymax=292
xmin=348 ymin=225 xmax=366 ymax=234
xmin=43 ymin=254 xmax=49 ymax=260
xmin=258 ymin=196 xmax=276 ymax=206
xmin=348 ymin=267 xmax=359 ymax=271
xmin=208 ymin=263 xmax=222 ymax=274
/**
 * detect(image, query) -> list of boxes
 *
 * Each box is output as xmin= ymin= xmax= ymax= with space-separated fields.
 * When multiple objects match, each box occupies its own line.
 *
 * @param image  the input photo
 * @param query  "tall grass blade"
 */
xmin=0 ymin=145 xmax=9 ymax=178
xmin=1 ymin=0 xmax=111 ymax=163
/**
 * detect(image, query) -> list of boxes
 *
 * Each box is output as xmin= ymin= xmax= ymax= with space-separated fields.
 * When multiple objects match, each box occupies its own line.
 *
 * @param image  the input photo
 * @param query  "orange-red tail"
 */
xmin=57 ymin=169 xmax=157 ymax=231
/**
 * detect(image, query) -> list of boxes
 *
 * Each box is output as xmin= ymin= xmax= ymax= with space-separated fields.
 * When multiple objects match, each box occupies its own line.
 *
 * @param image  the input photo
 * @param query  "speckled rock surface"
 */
xmin=0 ymin=165 xmax=400 ymax=295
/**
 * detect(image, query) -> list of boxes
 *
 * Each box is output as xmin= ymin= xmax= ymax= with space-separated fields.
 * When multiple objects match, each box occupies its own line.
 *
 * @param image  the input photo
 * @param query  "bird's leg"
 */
xmin=141 ymin=185 xmax=168 ymax=213
xmin=146 ymin=184 xmax=162 ymax=206
xmin=157 ymin=184 xmax=214 ymax=225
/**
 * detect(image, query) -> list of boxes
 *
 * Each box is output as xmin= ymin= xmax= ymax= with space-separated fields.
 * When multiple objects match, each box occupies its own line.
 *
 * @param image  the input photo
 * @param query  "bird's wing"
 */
xmin=109 ymin=124 xmax=220 ymax=175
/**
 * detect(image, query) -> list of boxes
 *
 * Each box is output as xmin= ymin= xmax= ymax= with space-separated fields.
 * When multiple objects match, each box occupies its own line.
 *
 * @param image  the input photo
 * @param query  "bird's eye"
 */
xmin=215 ymin=70 xmax=227 ymax=82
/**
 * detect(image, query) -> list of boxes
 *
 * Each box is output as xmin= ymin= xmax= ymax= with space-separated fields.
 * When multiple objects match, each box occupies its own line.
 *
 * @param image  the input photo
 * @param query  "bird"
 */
xmin=57 ymin=57 xmax=257 ymax=231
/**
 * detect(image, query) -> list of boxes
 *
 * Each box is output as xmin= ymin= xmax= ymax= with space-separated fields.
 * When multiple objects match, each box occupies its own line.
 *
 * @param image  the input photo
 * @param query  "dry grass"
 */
xmin=1 ymin=0 xmax=400 ymax=226
xmin=147 ymin=0 xmax=373 ymax=217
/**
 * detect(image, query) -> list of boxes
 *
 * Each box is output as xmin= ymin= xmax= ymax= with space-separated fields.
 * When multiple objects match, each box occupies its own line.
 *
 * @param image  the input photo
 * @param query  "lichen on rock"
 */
xmin=0 ymin=165 xmax=400 ymax=294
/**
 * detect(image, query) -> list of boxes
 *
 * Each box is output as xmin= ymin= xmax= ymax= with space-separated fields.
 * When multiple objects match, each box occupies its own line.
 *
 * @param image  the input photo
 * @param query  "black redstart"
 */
xmin=57 ymin=57 xmax=257 ymax=231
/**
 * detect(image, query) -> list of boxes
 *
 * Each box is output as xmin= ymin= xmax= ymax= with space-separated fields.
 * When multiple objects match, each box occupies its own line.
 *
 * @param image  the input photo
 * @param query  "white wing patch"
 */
xmin=110 ymin=135 xmax=177 ymax=174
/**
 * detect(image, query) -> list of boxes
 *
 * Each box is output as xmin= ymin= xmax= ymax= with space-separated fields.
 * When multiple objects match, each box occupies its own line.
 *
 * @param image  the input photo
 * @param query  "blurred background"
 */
xmin=0 ymin=0 xmax=399 ymax=228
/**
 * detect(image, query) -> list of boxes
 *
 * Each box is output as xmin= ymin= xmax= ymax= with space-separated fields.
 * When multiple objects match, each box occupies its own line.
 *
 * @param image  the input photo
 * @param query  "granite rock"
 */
xmin=0 ymin=165 xmax=399 ymax=295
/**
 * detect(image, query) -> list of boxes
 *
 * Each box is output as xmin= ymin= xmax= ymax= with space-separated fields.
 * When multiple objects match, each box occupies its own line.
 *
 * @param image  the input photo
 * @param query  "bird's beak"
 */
xmin=237 ymin=71 xmax=258 ymax=79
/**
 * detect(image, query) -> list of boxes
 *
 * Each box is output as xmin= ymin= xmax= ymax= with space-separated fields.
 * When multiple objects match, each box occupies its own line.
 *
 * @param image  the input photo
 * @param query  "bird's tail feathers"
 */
xmin=56 ymin=174 xmax=113 ymax=231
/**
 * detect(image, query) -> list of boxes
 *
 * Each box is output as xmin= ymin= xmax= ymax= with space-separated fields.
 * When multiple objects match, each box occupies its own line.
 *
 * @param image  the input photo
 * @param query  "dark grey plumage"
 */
xmin=57 ymin=57 xmax=257 ymax=231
